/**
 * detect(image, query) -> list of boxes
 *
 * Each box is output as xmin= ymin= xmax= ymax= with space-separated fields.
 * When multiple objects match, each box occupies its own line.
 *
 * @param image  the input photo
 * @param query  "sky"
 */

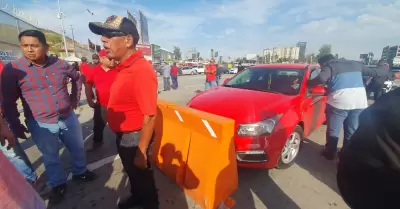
xmin=7 ymin=0 xmax=400 ymax=60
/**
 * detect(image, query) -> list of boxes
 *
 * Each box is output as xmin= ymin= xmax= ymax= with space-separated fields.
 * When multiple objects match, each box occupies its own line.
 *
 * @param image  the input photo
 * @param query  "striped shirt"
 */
xmin=0 ymin=56 xmax=82 ymax=130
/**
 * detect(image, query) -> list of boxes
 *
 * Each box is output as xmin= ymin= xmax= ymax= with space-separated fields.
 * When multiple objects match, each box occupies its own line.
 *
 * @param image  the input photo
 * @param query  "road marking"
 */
xmin=202 ymin=119 xmax=217 ymax=138
xmin=174 ymin=110 xmax=184 ymax=122
xmin=67 ymin=154 xmax=120 ymax=181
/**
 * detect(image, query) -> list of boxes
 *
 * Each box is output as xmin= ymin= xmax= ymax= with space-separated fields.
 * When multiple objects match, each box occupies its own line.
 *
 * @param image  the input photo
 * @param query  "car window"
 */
xmin=225 ymin=67 xmax=305 ymax=95
xmin=309 ymin=67 xmax=321 ymax=80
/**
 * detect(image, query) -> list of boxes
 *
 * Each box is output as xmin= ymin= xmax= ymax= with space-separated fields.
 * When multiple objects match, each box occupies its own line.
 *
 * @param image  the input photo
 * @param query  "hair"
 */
xmin=18 ymin=30 xmax=47 ymax=45
xmin=81 ymin=57 xmax=88 ymax=62
xmin=377 ymin=59 xmax=386 ymax=65
xmin=92 ymin=54 xmax=99 ymax=59
xmin=173 ymin=62 xmax=176 ymax=65
xmin=318 ymin=54 xmax=335 ymax=66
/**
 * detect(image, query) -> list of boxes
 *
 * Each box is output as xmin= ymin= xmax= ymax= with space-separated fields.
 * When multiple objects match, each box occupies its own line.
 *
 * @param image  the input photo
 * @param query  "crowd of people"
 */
xmin=0 ymin=12 xmax=400 ymax=209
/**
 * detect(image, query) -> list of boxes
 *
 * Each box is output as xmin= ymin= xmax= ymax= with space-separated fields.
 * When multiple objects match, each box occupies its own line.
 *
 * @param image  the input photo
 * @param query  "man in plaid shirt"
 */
xmin=0 ymin=30 xmax=96 ymax=205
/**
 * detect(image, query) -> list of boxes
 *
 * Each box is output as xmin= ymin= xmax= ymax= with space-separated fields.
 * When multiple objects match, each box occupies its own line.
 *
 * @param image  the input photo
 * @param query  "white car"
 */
xmin=192 ymin=65 xmax=205 ymax=74
xmin=181 ymin=66 xmax=198 ymax=75
xmin=229 ymin=67 xmax=238 ymax=74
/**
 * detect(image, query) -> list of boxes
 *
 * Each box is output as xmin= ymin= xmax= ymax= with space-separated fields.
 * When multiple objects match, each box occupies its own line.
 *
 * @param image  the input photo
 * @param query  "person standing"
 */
xmin=205 ymin=59 xmax=217 ymax=90
xmin=89 ymin=15 xmax=159 ymax=209
xmin=1 ymin=30 xmax=96 ymax=205
xmin=85 ymin=49 xmax=117 ymax=151
xmin=0 ymin=59 xmax=37 ymax=185
xmin=216 ymin=63 xmax=222 ymax=85
xmin=91 ymin=53 xmax=100 ymax=66
xmin=170 ymin=62 xmax=179 ymax=89
xmin=307 ymin=54 xmax=380 ymax=160
xmin=162 ymin=62 xmax=171 ymax=91
xmin=365 ymin=59 xmax=392 ymax=101
xmin=237 ymin=62 xmax=245 ymax=73
xmin=79 ymin=57 xmax=91 ymax=84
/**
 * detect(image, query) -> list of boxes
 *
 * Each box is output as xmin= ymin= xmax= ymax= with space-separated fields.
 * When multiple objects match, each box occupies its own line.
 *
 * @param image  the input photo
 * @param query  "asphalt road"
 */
xmin=21 ymin=73 xmax=352 ymax=209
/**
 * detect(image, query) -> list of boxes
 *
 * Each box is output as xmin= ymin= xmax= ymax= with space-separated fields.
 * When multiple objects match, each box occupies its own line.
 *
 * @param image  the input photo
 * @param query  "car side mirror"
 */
xmin=310 ymin=86 xmax=326 ymax=95
xmin=223 ymin=78 xmax=231 ymax=85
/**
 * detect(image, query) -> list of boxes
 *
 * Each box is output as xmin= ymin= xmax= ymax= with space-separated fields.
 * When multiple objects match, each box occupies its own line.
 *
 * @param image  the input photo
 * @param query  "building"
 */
xmin=381 ymin=45 xmax=400 ymax=68
xmin=263 ymin=48 xmax=273 ymax=63
xmin=359 ymin=52 xmax=374 ymax=65
xmin=185 ymin=48 xmax=199 ymax=61
xmin=136 ymin=10 xmax=150 ymax=44
xmin=272 ymin=46 xmax=300 ymax=61
xmin=296 ymin=42 xmax=307 ymax=60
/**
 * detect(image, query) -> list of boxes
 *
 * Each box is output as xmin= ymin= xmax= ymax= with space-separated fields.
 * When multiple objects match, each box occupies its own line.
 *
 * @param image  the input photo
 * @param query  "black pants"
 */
xmin=116 ymin=131 xmax=159 ymax=207
xmin=366 ymin=87 xmax=383 ymax=101
xmin=93 ymin=105 xmax=107 ymax=143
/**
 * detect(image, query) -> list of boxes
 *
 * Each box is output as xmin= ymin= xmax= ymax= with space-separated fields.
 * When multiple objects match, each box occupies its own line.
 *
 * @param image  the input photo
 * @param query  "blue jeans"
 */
xmin=171 ymin=76 xmax=178 ymax=89
xmin=205 ymin=81 xmax=217 ymax=90
xmin=27 ymin=112 xmax=87 ymax=187
xmin=325 ymin=104 xmax=364 ymax=154
xmin=0 ymin=134 xmax=37 ymax=183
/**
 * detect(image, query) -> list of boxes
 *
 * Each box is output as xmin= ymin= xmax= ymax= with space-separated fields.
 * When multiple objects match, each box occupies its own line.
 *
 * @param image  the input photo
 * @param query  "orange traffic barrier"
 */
xmin=152 ymin=100 xmax=238 ymax=209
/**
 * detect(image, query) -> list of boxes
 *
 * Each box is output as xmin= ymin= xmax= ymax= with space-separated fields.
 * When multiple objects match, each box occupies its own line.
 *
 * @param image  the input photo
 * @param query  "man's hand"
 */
xmin=88 ymin=100 xmax=97 ymax=109
xmin=1 ymin=125 xmax=15 ymax=150
xmin=134 ymin=148 xmax=148 ymax=169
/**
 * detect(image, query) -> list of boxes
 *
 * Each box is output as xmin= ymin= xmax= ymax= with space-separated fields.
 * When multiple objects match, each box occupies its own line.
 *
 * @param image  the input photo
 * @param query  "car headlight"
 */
xmin=237 ymin=114 xmax=282 ymax=136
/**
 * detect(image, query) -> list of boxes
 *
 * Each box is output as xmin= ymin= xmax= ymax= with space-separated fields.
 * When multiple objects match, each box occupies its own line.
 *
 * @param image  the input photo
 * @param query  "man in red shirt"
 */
xmin=85 ymin=49 xmax=117 ymax=151
xmin=79 ymin=57 xmax=91 ymax=84
xmin=205 ymin=59 xmax=217 ymax=90
xmin=89 ymin=15 xmax=159 ymax=209
xmin=170 ymin=62 xmax=179 ymax=89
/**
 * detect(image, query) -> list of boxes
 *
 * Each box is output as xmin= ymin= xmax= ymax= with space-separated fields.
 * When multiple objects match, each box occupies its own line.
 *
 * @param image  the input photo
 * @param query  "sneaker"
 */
xmin=320 ymin=148 xmax=336 ymax=160
xmin=118 ymin=196 xmax=142 ymax=209
xmin=49 ymin=183 xmax=67 ymax=205
xmin=72 ymin=170 xmax=97 ymax=182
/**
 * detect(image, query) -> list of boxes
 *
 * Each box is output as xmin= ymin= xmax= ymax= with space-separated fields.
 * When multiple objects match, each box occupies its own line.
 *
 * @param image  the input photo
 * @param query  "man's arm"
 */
xmin=65 ymin=62 xmax=82 ymax=108
xmin=135 ymin=69 xmax=158 ymax=153
xmin=1 ymin=64 xmax=23 ymax=136
xmin=307 ymin=65 xmax=332 ymax=88
xmin=361 ymin=65 xmax=378 ymax=77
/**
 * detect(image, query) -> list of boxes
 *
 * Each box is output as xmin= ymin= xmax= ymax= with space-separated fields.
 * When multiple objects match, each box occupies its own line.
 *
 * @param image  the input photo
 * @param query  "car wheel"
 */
xmin=191 ymin=71 xmax=195 ymax=75
xmin=277 ymin=125 xmax=303 ymax=169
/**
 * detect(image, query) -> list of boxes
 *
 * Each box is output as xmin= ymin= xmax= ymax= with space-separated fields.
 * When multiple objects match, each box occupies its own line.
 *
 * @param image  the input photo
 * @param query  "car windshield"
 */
xmin=225 ymin=67 xmax=305 ymax=95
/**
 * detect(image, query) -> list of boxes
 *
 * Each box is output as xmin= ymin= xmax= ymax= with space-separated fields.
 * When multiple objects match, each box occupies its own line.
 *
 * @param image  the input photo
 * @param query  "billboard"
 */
xmin=138 ymin=10 xmax=150 ymax=44
xmin=136 ymin=44 xmax=152 ymax=56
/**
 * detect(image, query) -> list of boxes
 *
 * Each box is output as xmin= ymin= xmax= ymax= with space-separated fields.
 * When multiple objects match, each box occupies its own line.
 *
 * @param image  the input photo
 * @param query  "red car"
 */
xmin=187 ymin=64 xmax=326 ymax=169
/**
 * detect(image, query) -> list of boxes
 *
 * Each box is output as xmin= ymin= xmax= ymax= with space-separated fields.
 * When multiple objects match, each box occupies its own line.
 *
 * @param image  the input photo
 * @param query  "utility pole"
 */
xmin=70 ymin=25 xmax=76 ymax=56
xmin=86 ymin=9 xmax=98 ymax=47
xmin=57 ymin=0 xmax=69 ymax=57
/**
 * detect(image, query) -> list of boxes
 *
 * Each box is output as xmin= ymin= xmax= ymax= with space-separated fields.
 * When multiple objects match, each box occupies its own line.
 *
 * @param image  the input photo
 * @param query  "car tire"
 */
xmin=276 ymin=125 xmax=303 ymax=169
xmin=191 ymin=71 xmax=195 ymax=75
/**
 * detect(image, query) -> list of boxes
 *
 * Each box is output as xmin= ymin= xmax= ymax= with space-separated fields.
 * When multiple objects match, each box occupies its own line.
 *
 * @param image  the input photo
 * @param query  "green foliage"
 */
xmin=173 ymin=46 xmax=181 ymax=60
xmin=316 ymin=44 xmax=332 ymax=60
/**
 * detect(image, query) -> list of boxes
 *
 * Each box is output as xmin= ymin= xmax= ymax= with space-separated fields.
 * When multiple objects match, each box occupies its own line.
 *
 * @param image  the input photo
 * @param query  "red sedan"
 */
xmin=187 ymin=64 xmax=326 ymax=169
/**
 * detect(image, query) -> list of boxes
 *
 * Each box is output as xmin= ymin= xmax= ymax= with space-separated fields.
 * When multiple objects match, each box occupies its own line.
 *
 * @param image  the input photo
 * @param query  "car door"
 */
xmin=301 ymin=67 xmax=327 ymax=136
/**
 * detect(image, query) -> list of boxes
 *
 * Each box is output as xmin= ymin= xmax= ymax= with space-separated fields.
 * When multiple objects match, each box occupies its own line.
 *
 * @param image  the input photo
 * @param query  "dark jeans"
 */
xmin=171 ymin=76 xmax=178 ymax=89
xmin=116 ymin=131 xmax=159 ymax=207
xmin=163 ymin=77 xmax=171 ymax=91
xmin=366 ymin=88 xmax=383 ymax=101
xmin=325 ymin=104 xmax=363 ymax=154
xmin=93 ymin=105 xmax=107 ymax=143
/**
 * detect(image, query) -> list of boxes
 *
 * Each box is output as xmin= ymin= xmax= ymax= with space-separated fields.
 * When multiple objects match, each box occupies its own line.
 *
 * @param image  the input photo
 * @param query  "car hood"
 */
xmin=188 ymin=86 xmax=296 ymax=123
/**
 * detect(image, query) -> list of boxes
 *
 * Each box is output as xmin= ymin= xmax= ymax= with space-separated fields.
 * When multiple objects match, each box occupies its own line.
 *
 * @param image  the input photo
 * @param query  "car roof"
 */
xmin=251 ymin=63 xmax=311 ymax=70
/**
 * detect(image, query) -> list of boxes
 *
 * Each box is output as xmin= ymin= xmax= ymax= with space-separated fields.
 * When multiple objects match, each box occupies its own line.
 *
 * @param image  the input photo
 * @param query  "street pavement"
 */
xmin=20 ymin=74 xmax=355 ymax=209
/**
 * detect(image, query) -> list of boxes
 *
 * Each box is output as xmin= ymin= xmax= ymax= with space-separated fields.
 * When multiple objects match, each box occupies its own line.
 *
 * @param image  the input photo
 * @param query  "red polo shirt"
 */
xmin=107 ymin=51 xmax=158 ymax=132
xmin=171 ymin=65 xmax=178 ymax=76
xmin=80 ymin=62 xmax=92 ymax=77
xmin=205 ymin=64 xmax=217 ymax=81
xmin=86 ymin=65 xmax=118 ymax=106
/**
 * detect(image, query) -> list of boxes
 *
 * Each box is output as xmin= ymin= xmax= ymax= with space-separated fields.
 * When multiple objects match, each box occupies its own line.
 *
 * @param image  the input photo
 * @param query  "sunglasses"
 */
xmin=102 ymin=31 xmax=128 ymax=38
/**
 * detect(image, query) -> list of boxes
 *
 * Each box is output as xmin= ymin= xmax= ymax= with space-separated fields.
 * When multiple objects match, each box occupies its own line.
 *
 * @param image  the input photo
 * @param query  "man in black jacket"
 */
xmin=365 ymin=59 xmax=392 ymax=100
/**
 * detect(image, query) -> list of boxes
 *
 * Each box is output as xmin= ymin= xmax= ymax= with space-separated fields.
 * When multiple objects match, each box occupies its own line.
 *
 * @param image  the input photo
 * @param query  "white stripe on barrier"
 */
xmin=175 ymin=110 xmax=184 ymax=122
xmin=202 ymin=119 xmax=217 ymax=138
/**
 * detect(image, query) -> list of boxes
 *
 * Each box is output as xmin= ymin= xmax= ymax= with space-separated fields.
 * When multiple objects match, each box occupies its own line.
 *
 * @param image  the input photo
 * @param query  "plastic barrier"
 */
xmin=0 ymin=151 xmax=46 ymax=209
xmin=153 ymin=99 xmax=238 ymax=209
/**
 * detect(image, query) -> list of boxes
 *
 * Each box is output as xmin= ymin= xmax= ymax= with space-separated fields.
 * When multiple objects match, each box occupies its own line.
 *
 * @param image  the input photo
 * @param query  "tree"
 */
xmin=173 ymin=46 xmax=182 ymax=60
xmin=316 ymin=44 xmax=332 ymax=60
xmin=306 ymin=53 xmax=316 ymax=63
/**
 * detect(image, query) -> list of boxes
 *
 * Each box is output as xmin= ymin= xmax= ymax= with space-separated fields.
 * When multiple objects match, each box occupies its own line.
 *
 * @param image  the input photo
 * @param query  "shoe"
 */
xmin=87 ymin=141 xmax=104 ymax=152
xmin=49 ymin=183 xmax=67 ymax=205
xmin=320 ymin=148 xmax=336 ymax=160
xmin=72 ymin=170 xmax=97 ymax=182
xmin=118 ymin=196 xmax=142 ymax=209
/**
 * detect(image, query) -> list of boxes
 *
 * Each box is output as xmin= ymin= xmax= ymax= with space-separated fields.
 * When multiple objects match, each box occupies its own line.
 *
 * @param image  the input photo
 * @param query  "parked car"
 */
xmin=218 ymin=67 xmax=230 ymax=74
xmin=180 ymin=66 xmax=198 ymax=75
xmin=192 ymin=65 xmax=205 ymax=74
xmin=229 ymin=67 xmax=238 ymax=74
xmin=187 ymin=64 xmax=326 ymax=169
